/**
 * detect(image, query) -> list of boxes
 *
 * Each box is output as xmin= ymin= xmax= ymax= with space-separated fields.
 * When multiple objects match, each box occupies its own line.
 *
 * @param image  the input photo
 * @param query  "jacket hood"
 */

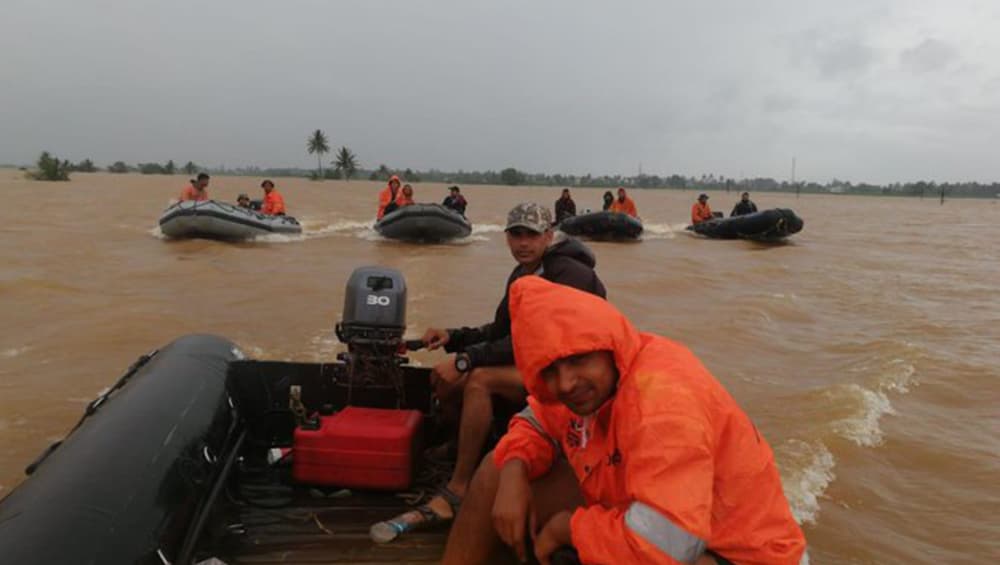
xmin=545 ymin=233 xmax=597 ymax=269
xmin=509 ymin=276 xmax=641 ymax=403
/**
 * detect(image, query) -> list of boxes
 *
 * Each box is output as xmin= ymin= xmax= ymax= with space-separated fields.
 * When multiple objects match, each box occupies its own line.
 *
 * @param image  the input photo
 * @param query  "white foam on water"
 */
xmin=149 ymin=225 xmax=166 ymax=239
xmin=778 ymin=439 xmax=837 ymax=525
xmin=471 ymin=223 xmax=504 ymax=235
xmin=640 ymin=222 xmax=686 ymax=240
xmin=830 ymin=384 xmax=895 ymax=447
xmin=2 ymin=346 xmax=29 ymax=358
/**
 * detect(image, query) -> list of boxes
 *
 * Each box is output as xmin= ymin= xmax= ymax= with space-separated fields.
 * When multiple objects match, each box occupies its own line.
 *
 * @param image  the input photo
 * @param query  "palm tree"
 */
xmin=333 ymin=146 xmax=359 ymax=180
xmin=306 ymin=129 xmax=330 ymax=179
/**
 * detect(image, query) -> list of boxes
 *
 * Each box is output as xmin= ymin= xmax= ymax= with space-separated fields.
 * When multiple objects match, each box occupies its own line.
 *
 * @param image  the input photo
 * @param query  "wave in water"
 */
xmin=828 ymin=358 xmax=916 ymax=447
xmin=641 ymin=222 xmax=689 ymax=240
xmin=777 ymin=439 xmax=837 ymax=525
xmin=1 ymin=346 xmax=30 ymax=358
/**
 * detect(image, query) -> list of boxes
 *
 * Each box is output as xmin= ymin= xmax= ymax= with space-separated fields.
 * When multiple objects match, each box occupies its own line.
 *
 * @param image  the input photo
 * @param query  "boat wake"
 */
xmin=640 ymin=222 xmax=689 ymax=240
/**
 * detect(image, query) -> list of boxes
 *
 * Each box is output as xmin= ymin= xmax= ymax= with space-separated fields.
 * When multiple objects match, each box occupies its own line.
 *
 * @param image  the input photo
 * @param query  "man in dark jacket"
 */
xmin=370 ymin=202 xmax=606 ymax=543
xmin=731 ymin=191 xmax=758 ymax=216
xmin=554 ymin=188 xmax=576 ymax=224
xmin=442 ymin=185 xmax=468 ymax=215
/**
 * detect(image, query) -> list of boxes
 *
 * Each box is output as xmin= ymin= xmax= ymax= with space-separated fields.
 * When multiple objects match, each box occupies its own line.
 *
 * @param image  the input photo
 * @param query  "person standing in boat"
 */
xmin=259 ymin=180 xmax=286 ymax=216
xmin=442 ymin=277 xmax=807 ymax=565
xmin=554 ymin=188 xmax=576 ymax=225
xmin=691 ymin=193 xmax=714 ymax=224
xmin=377 ymin=175 xmax=405 ymax=219
xmin=399 ymin=184 xmax=416 ymax=207
xmin=730 ymin=192 xmax=758 ymax=217
xmin=601 ymin=190 xmax=614 ymax=211
xmin=179 ymin=173 xmax=210 ymax=202
xmin=370 ymin=203 xmax=606 ymax=543
xmin=443 ymin=186 xmax=468 ymax=215
xmin=609 ymin=187 xmax=638 ymax=218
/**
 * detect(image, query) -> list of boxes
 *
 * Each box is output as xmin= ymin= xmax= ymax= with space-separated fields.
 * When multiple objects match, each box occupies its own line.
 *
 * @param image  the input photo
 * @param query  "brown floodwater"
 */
xmin=0 ymin=171 xmax=997 ymax=563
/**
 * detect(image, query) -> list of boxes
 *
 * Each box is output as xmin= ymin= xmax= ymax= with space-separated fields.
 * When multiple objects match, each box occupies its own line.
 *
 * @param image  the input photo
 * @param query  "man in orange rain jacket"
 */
xmin=376 ymin=175 xmax=405 ymax=219
xmin=443 ymin=277 xmax=807 ymax=565
xmin=179 ymin=173 xmax=210 ymax=202
xmin=259 ymin=179 xmax=286 ymax=215
xmin=608 ymin=187 xmax=638 ymax=217
xmin=691 ymin=193 xmax=714 ymax=224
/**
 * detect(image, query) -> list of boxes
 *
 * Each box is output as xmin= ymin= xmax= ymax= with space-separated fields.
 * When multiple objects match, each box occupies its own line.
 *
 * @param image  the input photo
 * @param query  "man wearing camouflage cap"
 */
xmin=371 ymin=202 xmax=606 ymax=542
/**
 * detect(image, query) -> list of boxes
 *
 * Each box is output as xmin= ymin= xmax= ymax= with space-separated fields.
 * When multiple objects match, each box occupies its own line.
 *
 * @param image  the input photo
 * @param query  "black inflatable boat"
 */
xmin=375 ymin=203 xmax=471 ymax=242
xmin=687 ymin=208 xmax=804 ymax=241
xmin=557 ymin=211 xmax=643 ymax=240
xmin=0 ymin=334 xmax=242 ymax=564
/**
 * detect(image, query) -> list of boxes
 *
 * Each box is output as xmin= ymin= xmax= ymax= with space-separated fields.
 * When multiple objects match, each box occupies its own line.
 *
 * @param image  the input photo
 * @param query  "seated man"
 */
xmin=370 ymin=203 xmax=606 ymax=543
xmin=399 ymin=184 xmax=416 ymax=207
xmin=691 ymin=193 xmax=714 ymax=224
xmin=442 ymin=185 xmax=468 ymax=215
xmin=443 ymin=277 xmax=807 ymax=565
xmin=259 ymin=180 xmax=286 ymax=215
xmin=608 ymin=187 xmax=638 ymax=217
xmin=179 ymin=173 xmax=210 ymax=202
xmin=731 ymin=191 xmax=758 ymax=217
xmin=377 ymin=175 xmax=404 ymax=219
xmin=554 ymin=188 xmax=576 ymax=225
xmin=236 ymin=193 xmax=251 ymax=208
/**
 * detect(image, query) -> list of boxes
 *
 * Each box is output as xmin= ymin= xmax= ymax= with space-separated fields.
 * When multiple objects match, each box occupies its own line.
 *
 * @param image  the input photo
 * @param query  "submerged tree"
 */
xmin=333 ymin=146 xmax=359 ymax=180
xmin=75 ymin=158 xmax=98 ymax=172
xmin=182 ymin=161 xmax=198 ymax=175
xmin=107 ymin=161 xmax=130 ymax=174
xmin=307 ymin=129 xmax=330 ymax=179
xmin=164 ymin=160 xmax=176 ymax=175
xmin=29 ymin=151 xmax=71 ymax=181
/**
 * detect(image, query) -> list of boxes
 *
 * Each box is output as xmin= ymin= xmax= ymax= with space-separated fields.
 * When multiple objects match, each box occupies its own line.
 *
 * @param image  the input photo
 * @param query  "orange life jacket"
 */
xmin=376 ymin=176 xmax=405 ymax=219
xmin=609 ymin=195 xmax=638 ymax=217
xmin=494 ymin=277 xmax=807 ymax=565
xmin=691 ymin=201 xmax=713 ymax=224
xmin=179 ymin=184 xmax=208 ymax=202
xmin=261 ymin=190 xmax=286 ymax=215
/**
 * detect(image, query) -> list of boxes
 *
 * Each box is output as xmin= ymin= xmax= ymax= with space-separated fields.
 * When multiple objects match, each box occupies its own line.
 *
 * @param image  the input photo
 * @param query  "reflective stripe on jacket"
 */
xmin=494 ymin=277 xmax=807 ymax=565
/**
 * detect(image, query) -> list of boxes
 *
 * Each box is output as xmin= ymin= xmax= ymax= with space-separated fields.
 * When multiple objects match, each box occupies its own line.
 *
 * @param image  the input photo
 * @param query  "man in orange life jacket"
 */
xmin=608 ymin=187 xmax=638 ymax=218
xmin=442 ymin=277 xmax=807 ymax=565
xmin=691 ymin=193 xmax=714 ymax=224
xmin=377 ymin=175 xmax=405 ymax=219
xmin=179 ymin=173 xmax=210 ymax=202
xmin=259 ymin=180 xmax=286 ymax=215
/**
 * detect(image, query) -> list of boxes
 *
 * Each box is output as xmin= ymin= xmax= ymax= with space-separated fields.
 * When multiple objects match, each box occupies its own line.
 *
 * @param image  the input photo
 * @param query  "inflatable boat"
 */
xmin=557 ymin=211 xmax=643 ymax=240
xmin=159 ymin=200 xmax=302 ymax=240
xmin=687 ymin=208 xmax=804 ymax=241
xmin=0 ymin=267 xmax=455 ymax=564
xmin=375 ymin=203 xmax=471 ymax=242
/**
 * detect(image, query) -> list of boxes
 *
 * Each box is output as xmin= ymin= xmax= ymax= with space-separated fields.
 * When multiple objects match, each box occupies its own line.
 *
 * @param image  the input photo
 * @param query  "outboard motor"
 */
xmin=334 ymin=266 xmax=414 ymax=404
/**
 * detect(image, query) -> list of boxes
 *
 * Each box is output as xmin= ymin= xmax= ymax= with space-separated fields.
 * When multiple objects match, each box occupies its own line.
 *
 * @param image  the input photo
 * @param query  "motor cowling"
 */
xmin=335 ymin=266 xmax=407 ymax=347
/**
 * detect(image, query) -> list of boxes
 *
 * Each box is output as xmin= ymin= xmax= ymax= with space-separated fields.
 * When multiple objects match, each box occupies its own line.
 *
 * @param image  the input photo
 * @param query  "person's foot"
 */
xmin=370 ymin=486 xmax=464 ymax=544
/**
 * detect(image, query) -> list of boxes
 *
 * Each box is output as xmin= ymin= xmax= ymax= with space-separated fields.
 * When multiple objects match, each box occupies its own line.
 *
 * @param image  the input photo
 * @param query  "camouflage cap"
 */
xmin=506 ymin=202 xmax=553 ymax=233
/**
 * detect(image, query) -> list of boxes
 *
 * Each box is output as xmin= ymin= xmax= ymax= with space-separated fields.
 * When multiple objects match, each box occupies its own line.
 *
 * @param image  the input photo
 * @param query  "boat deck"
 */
xmin=204 ymin=487 xmax=450 ymax=564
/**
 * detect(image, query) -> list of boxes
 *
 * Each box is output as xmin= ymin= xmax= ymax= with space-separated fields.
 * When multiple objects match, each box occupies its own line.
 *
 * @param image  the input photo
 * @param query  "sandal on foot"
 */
xmin=369 ymin=486 xmax=463 ymax=544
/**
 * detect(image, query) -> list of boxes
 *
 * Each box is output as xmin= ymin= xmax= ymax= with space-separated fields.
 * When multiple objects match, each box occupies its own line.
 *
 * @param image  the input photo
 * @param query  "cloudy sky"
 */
xmin=2 ymin=0 xmax=998 ymax=184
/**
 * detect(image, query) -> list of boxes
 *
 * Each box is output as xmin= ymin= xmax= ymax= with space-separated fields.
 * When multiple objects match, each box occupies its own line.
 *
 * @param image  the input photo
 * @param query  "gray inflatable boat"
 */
xmin=374 ymin=203 xmax=472 ymax=242
xmin=159 ymin=200 xmax=302 ymax=240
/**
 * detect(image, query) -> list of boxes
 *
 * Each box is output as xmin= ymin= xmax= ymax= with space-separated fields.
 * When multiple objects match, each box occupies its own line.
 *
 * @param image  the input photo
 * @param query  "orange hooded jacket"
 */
xmin=494 ymin=277 xmax=806 ymax=565
xmin=609 ymin=195 xmax=638 ymax=218
xmin=691 ymin=201 xmax=713 ymax=224
xmin=376 ymin=175 xmax=406 ymax=219
xmin=261 ymin=189 xmax=286 ymax=215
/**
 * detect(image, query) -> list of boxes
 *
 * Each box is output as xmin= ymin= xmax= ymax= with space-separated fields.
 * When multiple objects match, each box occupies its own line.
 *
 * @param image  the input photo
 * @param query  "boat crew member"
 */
xmin=609 ymin=187 xmax=638 ymax=218
xmin=601 ymin=191 xmax=614 ymax=211
xmin=377 ymin=175 xmax=405 ymax=219
xmin=691 ymin=193 xmax=714 ymax=224
xmin=554 ymin=189 xmax=576 ymax=225
xmin=730 ymin=192 xmax=758 ymax=217
xmin=371 ymin=203 xmax=606 ymax=543
xmin=179 ymin=173 xmax=210 ymax=202
xmin=443 ymin=186 xmax=468 ymax=215
xmin=259 ymin=180 xmax=286 ymax=215
xmin=399 ymin=184 xmax=416 ymax=207
xmin=236 ymin=193 xmax=251 ymax=208
xmin=442 ymin=277 xmax=808 ymax=565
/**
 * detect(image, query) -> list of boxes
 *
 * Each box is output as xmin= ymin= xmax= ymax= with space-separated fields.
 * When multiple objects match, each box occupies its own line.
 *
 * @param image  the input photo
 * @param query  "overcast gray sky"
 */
xmin=2 ymin=0 xmax=998 ymax=184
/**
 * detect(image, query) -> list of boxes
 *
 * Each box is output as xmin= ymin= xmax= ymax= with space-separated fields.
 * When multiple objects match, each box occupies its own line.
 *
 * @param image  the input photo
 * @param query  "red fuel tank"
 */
xmin=292 ymin=406 xmax=423 ymax=490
